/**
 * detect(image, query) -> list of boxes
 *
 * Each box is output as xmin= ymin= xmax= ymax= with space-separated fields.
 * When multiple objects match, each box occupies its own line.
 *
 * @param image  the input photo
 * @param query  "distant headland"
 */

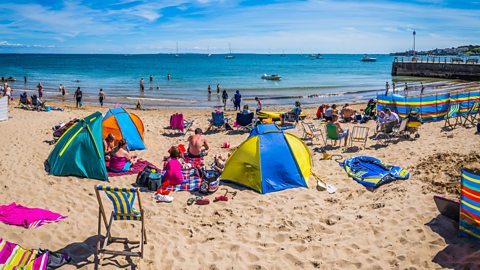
xmin=390 ymin=45 xmax=480 ymax=56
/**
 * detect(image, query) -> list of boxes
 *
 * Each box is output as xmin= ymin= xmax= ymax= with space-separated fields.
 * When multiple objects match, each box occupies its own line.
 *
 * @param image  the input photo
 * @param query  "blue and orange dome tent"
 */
xmin=102 ymin=107 xmax=145 ymax=150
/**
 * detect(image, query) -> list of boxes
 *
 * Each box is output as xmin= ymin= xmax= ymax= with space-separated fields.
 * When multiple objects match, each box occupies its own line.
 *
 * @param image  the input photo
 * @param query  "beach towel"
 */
xmin=107 ymin=159 xmax=157 ymax=177
xmin=0 ymin=203 xmax=66 ymax=229
xmin=0 ymin=239 xmax=48 ymax=270
xmin=160 ymin=169 xmax=201 ymax=192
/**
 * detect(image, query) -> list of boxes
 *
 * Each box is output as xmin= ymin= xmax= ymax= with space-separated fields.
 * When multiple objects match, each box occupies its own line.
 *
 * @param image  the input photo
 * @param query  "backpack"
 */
xmin=136 ymin=165 xmax=156 ymax=187
xmin=199 ymin=169 xmax=220 ymax=194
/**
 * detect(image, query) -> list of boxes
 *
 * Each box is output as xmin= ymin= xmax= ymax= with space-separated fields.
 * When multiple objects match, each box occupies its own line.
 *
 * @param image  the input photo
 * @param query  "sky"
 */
xmin=0 ymin=0 xmax=479 ymax=54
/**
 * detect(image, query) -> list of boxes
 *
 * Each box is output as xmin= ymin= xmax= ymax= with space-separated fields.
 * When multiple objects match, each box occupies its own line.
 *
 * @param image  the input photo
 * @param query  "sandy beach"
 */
xmin=0 ymin=100 xmax=479 ymax=270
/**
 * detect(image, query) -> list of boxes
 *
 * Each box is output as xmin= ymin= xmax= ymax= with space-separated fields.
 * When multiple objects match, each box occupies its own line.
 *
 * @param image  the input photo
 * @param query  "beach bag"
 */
xmin=199 ymin=169 xmax=220 ymax=194
xmin=136 ymin=165 xmax=155 ymax=187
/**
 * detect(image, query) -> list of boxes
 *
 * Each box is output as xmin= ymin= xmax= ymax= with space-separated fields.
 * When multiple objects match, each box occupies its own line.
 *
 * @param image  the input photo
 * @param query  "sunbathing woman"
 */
xmin=103 ymin=133 xmax=115 ymax=161
xmin=108 ymin=139 xmax=136 ymax=172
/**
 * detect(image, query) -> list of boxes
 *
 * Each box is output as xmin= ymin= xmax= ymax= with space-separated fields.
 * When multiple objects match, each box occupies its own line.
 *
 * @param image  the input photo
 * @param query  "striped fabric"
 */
xmin=377 ymin=91 xmax=480 ymax=122
xmin=459 ymin=169 xmax=480 ymax=240
xmin=0 ymin=239 xmax=48 ymax=270
xmin=96 ymin=186 xmax=140 ymax=221
xmin=162 ymin=169 xmax=202 ymax=191
xmin=447 ymin=103 xmax=460 ymax=117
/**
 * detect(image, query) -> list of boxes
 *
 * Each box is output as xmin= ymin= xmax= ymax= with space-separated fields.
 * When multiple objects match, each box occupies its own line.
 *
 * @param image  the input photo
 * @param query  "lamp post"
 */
xmin=413 ymin=30 xmax=416 ymax=58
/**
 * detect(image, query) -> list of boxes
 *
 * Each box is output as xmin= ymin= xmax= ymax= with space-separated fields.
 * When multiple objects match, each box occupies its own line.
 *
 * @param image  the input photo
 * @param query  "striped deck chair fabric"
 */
xmin=459 ymin=169 xmax=480 ymax=240
xmin=0 ymin=239 xmax=48 ymax=270
xmin=349 ymin=126 xmax=369 ymax=149
xmin=463 ymin=101 xmax=479 ymax=127
xmin=95 ymin=185 xmax=146 ymax=262
xmin=444 ymin=103 xmax=461 ymax=129
xmin=97 ymin=186 xmax=140 ymax=221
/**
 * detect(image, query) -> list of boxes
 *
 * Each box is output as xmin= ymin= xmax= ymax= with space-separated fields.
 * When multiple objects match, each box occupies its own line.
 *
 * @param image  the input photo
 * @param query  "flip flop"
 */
xmin=187 ymin=197 xmax=197 ymax=206
xmin=196 ymin=197 xmax=210 ymax=205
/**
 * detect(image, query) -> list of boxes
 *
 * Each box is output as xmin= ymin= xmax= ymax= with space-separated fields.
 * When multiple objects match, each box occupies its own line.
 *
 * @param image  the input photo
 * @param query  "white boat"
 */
xmin=207 ymin=46 xmax=211 ymax=57
xmin=175 ymin=41 xmax=180 ymax=57
xmin=361 ymin=54 xmax=376 ymax=62
xmin=261 ymin=74 xmax=282 ymax=80
xmin=225 ymin=43 xmax=235 ymax=59
xmin=310 ymin=53 xmax=322 ymax=59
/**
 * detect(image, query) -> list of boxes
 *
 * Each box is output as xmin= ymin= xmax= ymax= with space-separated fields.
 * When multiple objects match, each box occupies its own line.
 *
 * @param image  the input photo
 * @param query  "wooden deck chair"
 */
xmin=325 ymin=123 xmax=347 ymax=148
xmin=462 ymin=101 xmax=479 ymax=127
xmin=301 ymin=121 xmax=325 ymax=144
xmin=444 ymin=102 xmax=461 ymax=129
xmin=95 ymin=185 xmax=146 ymax=262
xmin=349 ymin=126 xmax=369 ymax=149
xmin=394 ymin=119 xmax=408 ymax=137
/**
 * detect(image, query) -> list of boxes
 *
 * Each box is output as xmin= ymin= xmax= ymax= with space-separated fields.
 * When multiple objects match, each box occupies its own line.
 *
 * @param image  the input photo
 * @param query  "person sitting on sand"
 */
xmin=187 ymin=128 xmax=209 ymax=158
xmin=242 ymin=104 xmax=250 ymax=114
xmin=163 ymin=146 xmax=184 ymax=186
xmin=108 ymin=139 xmax=136 ymax=172
xmin=328 ymin=114 xmax=349 ymax=147
xmin=316 ymin=104 xmax=326 ymax=119
xmin=324 ymin=104 xmax=333 ymax=121
xmin=340 ymin=103 xmax=355 ymax=122
xmin=19 ymin=92 xmax=30 ymax=105
xmin=103 ymin=133 xmax=115 ymax=161
xmin=281 ymin=101 xmax=302 ymax=125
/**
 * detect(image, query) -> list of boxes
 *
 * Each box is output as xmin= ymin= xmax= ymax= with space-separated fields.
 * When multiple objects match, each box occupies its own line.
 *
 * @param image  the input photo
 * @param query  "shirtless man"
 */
xmin=187 ymin=128 xmax=209 ymax=158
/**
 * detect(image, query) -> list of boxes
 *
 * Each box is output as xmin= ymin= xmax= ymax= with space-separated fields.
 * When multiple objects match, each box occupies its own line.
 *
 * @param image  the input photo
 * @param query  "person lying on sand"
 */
xmin=103 ymin=133 xmax=115 ymax=161
xmin=213 ymin=154 xmax=227 ymax=172
xmin=187 ymin=128 xmax=209 ymax=158
xmin=108 ymin=139 xmax=136 ymax=172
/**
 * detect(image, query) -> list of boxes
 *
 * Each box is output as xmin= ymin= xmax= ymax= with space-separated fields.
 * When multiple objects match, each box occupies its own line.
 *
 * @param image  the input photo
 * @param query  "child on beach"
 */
xmin=98 ymin=89 xmax=105 ymax=107
xmin=164 ymin=146 xmax=184 ymax=186
xmin=103 ymin=133 xmax=115 ymax=161
xmin=213 ymin=154 xmax=227 ymax=172
xmin=255 ymin=97 xmax=262 ymax=113
xmin=242 ymin=104 xmax=250 ymax=114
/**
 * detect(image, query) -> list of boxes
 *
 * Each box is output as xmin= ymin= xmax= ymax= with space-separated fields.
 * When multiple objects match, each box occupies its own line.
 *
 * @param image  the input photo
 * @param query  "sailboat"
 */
xmin=225 ymin=43 xmax=235 ymax=59
xmin=207 ymin=46 xmax=212 ymax=57
xmin=175 ymin=42 xmax=180 ymax=57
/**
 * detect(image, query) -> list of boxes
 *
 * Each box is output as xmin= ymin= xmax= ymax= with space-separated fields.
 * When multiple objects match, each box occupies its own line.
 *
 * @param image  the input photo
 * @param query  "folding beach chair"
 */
xmin=207 ymin=111 xmax=228 ymax=131
xmin=462 ymin=101 xmax=479 ymax=127
xmin=301 ymin=121 xmax=325 ymax=144
xmin=235 ymin=112 xmax=255 ymax=132
xmin=375 ymin=121 xmax=395 ymax=144
xmin=170 ymin=113 xmax=193 ymax=134
xmin=393 ymin=119 xmax=408 ymax=137
xmin=325 ymin=123 xmax=347 ymax=148
xmin=95 ymin=185 xmax=146 ymax=262
xmin=349 ymin=126 xmax=369 ymax=149
xmin=444 ymin=102 xmax=461 ymax=129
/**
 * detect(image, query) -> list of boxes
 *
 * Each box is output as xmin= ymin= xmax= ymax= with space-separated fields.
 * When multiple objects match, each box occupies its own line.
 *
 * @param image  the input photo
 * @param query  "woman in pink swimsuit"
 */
xmin=108 ymin=139 xmax=136 ymax=172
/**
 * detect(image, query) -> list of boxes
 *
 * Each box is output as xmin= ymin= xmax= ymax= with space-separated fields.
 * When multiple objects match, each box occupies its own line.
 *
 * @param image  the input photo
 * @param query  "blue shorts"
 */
xmin=338 ymin=129 xmax=348 ymax=139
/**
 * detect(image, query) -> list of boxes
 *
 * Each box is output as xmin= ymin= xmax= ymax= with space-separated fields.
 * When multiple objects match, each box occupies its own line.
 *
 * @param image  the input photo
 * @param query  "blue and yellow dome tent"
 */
xmin=47 ymin=111 xmax=108 ymax=181
xmin=102 ymin=107 xmax=145 ymax=150
xmin=220 ymin=124 xmax=311 ymax=194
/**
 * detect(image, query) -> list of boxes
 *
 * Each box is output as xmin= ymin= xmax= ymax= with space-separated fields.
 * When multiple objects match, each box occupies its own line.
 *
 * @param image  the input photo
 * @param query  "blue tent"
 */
xmin=221 ymin=124 xmax=311 ymax=194
xmin=102 ymin=107 xmax=145 ymax=150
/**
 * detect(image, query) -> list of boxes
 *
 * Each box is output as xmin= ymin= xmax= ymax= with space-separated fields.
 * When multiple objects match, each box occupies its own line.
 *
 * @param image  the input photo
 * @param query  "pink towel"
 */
xmin=0 ymin=202 xmax=66 ymax=229
xmin=170 ymin=113 xmax=185 ymax=132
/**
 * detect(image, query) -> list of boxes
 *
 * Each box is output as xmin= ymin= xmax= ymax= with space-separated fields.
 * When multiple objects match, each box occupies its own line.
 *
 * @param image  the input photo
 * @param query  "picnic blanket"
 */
xmin=0 ymin=239 xmax=48 ymax=270
xmin=183 ymin=156 xmax=204 ymax=168
xmin=160 ymin=169 xmax=202 ymax=192
xmin=107 ymin=159 xmax=157 ymax=177
xmin=0 ymin=203 xmax=66 ymax=229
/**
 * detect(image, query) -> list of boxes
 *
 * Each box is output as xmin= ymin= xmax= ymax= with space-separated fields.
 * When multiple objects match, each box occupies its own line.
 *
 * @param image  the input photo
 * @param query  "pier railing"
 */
xmin=393 ymin=57 xmax=479 ymax=64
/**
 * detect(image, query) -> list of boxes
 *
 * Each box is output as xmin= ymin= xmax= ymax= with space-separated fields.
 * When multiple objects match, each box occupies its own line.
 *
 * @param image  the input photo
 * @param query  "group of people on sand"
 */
xmin=316 ymin=103 xmax=359 ymax=123
xmin=375 ymin=108 xmax=400 ymax=133
xmin=102 ymin=127 xmax=226 ymax=184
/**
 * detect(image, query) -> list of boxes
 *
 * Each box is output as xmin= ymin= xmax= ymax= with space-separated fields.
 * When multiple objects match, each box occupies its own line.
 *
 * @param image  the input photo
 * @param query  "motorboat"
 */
xmin=261 ymin=74 xmax=281 ymax=80
xmin=361 ymin=54 xmax=376 ymax=62
xmin=309 ymin=53 xmax=322 ymax=59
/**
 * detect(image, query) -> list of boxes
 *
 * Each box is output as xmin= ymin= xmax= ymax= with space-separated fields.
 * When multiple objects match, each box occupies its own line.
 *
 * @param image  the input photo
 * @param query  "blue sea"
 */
xmin=0 ymin=53 xmax=449 ymax=107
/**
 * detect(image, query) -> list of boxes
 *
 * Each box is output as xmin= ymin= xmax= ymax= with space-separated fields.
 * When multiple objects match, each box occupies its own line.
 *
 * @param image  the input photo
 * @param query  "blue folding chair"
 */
xmin=207 ymin=111 xmax=228 ymax=131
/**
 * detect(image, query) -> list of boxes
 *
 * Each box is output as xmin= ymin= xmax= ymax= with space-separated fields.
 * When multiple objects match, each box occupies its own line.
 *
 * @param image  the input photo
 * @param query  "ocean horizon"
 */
xmin=0 ymin=53 xmax=463 ymax=108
